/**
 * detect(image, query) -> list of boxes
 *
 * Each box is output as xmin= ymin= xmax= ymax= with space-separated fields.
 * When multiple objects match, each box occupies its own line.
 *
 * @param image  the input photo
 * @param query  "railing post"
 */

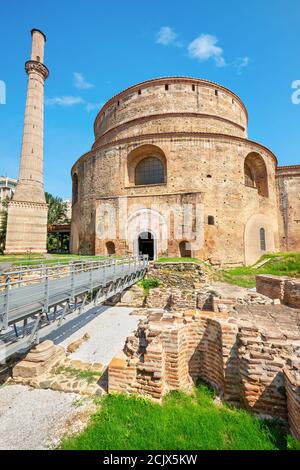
xmin=121 ymin=258 xmax=125 ymax=279
xmin=71 ymin=263 xmax=75 ymax=301
xmin=2 ymin=275 xmax=10 ymax=331
xmin=43 ymin=267 xmax=49 ymax=313
xmin=90 ymin=262 xmax=94 ymax=292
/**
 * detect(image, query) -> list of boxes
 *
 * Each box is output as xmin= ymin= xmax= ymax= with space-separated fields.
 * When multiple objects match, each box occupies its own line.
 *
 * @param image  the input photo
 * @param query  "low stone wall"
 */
xmin=108 ymin=307 xmax=300 ymax=428
xmin=284 ymin=280 xmax=300 ymax=309
xmin=256 ymin=275 xmax=300 ymax=308
xmin=146 ymin=288 xmax=199 ymax=310
xmin=146 ymin=262 xmax=207 ymax=289
xmin=255 ymin=275 xmax=288 ymax=301
xmin=116 ymin=281 xmax=273 ymax=312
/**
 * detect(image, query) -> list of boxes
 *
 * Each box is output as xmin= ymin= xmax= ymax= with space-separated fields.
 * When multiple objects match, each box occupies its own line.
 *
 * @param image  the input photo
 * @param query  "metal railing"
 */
xmin=0 ymin=255 xmax=148 ymax=360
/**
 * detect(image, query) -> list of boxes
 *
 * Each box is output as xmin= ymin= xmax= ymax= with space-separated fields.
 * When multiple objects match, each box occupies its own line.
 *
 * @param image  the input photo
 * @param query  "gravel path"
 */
xmin=0 ymin=385 xmax=87 ymax=450
xmin=47 ymin=305 xmax=141 ymax=365
xmin=0 ymin=306 xmax=141 ymax=449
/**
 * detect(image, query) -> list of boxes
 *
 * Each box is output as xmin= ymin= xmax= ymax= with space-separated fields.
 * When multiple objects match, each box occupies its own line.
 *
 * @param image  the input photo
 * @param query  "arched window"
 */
xmin=179 ymin=241 xmax=191 ymax=258
xmin=106 ymin=241 xmax=116 ymax=255
xmin=72 ymin=173 xmax=78 ymax=205
xmin=208 ymin=215 xmax=215 ymax=225
xmin=135 ymin=157 xmax=164 ymax=186
xmin=244 ymin=162 xmax=255 ymax=188
xmin=244 ymin=153 xmax=268 ymax=197
xmin=260 ymin=228 xmax=266 ymax=251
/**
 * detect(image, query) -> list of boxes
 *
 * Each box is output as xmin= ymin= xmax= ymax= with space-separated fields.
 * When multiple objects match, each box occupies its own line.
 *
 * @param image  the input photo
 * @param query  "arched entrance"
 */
xmin=138 ymin=231 xmax=155 ymax=260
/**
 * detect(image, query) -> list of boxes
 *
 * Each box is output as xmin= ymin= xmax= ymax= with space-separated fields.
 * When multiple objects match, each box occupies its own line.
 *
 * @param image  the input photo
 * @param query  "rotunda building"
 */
xmin=71 ymin=77 xmax=281 ymax=266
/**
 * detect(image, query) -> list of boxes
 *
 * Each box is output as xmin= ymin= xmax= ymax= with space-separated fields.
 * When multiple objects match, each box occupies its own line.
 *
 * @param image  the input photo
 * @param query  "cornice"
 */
xmin=276 ymin=164 xmax=300 ymax=177
xmin=93 ymin=112 xmax=246 ymax=149
xmin=9 ymin=200 xmax=48 ymax=209
xmin=25 ymin=60 xmax=49 ymax=80
xmin=72 ymin=132 xmax=277 ymax=173
xmin=93 ymin=76 xmax=248 ymax=133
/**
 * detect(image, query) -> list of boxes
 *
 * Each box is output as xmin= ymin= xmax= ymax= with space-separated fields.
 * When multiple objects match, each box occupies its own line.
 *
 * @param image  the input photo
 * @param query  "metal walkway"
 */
xmin=0 ymin=256 xmax=148 ymax=360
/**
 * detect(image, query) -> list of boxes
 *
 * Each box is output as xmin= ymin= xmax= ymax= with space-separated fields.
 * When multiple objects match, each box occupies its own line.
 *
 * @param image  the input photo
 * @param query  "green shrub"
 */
xmin=139 ymin=278 xmax=160 ymax=293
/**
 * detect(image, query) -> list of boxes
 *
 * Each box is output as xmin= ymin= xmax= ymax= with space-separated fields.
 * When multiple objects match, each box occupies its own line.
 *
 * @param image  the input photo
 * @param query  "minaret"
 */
xmin=5 ymin=29 xmax=49 ymax=254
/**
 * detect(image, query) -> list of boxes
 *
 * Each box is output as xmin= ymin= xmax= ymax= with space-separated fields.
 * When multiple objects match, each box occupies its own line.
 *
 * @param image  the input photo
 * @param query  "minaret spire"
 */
xmin=5 ymin=29 xmax=49 ymax=254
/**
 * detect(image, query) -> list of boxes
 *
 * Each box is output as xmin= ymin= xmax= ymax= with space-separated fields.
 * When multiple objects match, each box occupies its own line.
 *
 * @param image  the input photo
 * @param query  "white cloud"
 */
xmin=45 ymin=96 xmax=103 ymax=112
xmin=235 ymin=56 xmax=250 ymax=74
xmin=86 ymin=102 xmax=103 ymax=112
xmin=188 ymin=34 xmax=226 ymax=67
xmin=73 ymin=72 xmax=94 ymax=90
xmin=156 ymin=26 xmax=178 ymax=46
xmin=45 ymin=96 xmax=84 ymax=107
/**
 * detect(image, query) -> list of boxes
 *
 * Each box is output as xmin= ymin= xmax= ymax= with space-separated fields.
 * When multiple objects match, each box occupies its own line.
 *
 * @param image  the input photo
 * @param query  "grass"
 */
xmin=0 ymin=253 xmax=113 ymax=267
xmin=219 ymin=252 xmax=300 ymax=288
xmin=60 ymin=383 xmax=297 ymax=450
xmin=54 ymin=366 xmax=102 ymax=384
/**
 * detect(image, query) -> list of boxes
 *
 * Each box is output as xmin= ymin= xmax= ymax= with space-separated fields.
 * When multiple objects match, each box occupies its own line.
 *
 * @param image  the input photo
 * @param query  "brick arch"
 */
xmin=126 ymin=144 xmax=167 ymax=187
xmin=244 ymin=152 xmax=269 ymax=197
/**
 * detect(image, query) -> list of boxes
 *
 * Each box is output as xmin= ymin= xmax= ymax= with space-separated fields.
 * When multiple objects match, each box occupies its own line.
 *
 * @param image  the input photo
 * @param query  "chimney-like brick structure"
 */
xmin=5 ymin=29 xmax=49 ymax=254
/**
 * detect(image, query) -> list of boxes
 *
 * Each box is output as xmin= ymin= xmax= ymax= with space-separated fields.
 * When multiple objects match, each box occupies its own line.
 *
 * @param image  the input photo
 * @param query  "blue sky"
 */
xmin=0 ymin=0 xmax=299 ymax=198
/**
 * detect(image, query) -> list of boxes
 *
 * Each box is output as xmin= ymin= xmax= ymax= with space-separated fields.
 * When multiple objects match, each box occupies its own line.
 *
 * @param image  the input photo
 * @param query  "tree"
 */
xmin=45 ymin=192 xmax=70 ymax=252
xmin=0 ymin=198 xmax=8 ymax=254
xmin=45 ymin=192 xmax=69 ymax=226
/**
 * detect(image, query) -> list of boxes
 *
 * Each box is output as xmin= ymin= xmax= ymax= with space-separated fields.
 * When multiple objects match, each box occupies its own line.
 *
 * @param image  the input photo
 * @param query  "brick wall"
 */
xmin=284 ymin=366 xmax=300 ymax=440
xmin=256 ymin=274 xmax=300 ymax=308
xmin=108 ymin=309 xmax=300 ymax=431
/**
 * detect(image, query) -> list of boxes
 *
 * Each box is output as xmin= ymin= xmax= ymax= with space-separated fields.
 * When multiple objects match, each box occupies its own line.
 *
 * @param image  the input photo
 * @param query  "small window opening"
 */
xmin=138 ymin=89 xmax=141 ymax=95
xmin=165 ymin=84 xmax=169 ymax=91
xmin=208 ymin=216 xmax=215 ymax=225
xmin=192 ymin=84 xmax=195 ymax=91
xmin=215 ymin=90 xmax=218 ymax=96
xmin=260 ymin=228 xmax=266 ymax=251
xmin=206 ymin=174 xmax=212 ymax=178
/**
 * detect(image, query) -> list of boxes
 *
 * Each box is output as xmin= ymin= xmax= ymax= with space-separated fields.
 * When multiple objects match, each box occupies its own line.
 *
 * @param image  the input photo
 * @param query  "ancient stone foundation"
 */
xmin=11 ymin=340 xmax=104 ymax=396
xmin=12 ymin=340 xmax=64 ymax=379
xmin=108 ymin=307 xmax=300 ymax=433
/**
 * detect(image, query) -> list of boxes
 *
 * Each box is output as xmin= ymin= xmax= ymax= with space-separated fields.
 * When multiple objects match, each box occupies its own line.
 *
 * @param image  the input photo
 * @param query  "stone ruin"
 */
xmin=108 ymin=269 xmax=300 ymax=440
xmin=5 ymin=265 xmax=300 ymax=440
xmin=256 ymin=274 xmax=300 ymax=309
